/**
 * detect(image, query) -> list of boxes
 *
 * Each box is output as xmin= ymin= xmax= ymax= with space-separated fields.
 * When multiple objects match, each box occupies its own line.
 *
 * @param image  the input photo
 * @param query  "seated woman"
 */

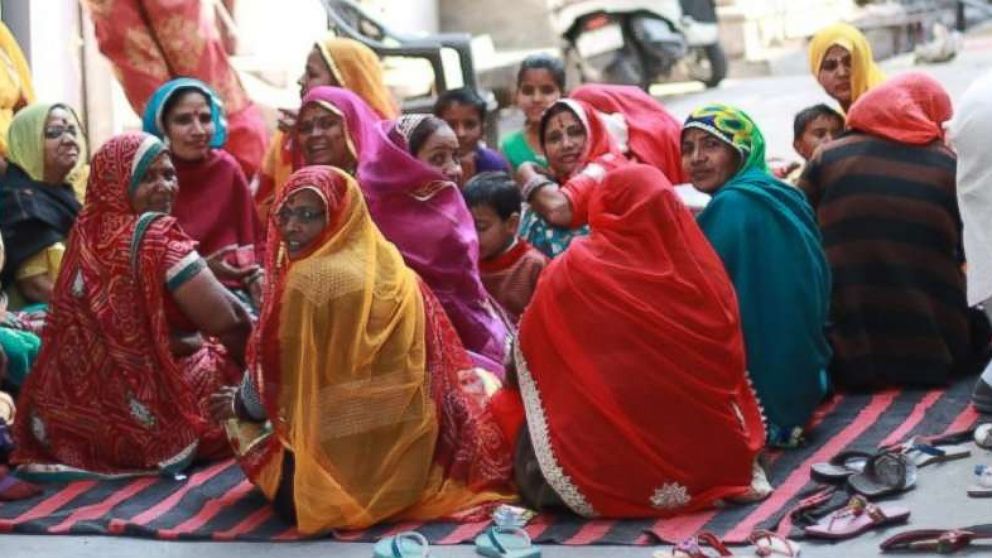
xmin=683 ymin=104 xmax=830 ymax=446
xmin=0 ymin=103 xmax=85 ymax=308
xmin=516 ymin=99 xmax=628 ymax=234
xmin=799 ymin=73 xmax=973 ymax=390
xmin=510 ymin=164 xmax=767 ymax=517
xmin=809 ymin=22 xmax=885 ymax=114
xmin=143 ymin=78 xmax=264 ymax=308
xmin=254 ymin=36 xmax=398 ymax=219
xmin=12 ymin=133 xmax=251 ymax=479
xmin=211 ymin=166 xmax=513 ymax=533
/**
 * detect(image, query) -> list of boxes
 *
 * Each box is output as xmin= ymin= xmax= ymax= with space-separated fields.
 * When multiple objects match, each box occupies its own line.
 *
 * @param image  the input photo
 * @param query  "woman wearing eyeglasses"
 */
xmin=809 ymin=23 xmax=885 ymax=114
xmin=0 ymin=103 xmax=86 ymax=308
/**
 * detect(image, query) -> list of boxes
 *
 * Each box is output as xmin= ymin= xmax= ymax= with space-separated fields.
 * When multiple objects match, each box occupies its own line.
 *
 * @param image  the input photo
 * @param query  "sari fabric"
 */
xmin=0 ymin=22 xmax=34 ymax=158
xmin=517 ymin=164 xmax=765 ymax=517
xmin=12 ymin=133 xmax=237 ymax=476
xmin=847 ymin=73 xmax=952 ymax=145
xmin=688 ymin=104 xmax=831 ymax=445
xmin=571 ymin=84 xmax=685 ymax=183
xmin=229 ymin=166 xmax=511 ymax=533
xmin=809 ymin=23 xmax=886 ymax=108
xmin=254 ymin=36 xmax=398 ymax=219
xmin=81 ymin=0 xmax=266 ymax=177
xmin=950 ymin=71 xmax=992 ymax=306
xmin=143 ymin=79 xmax=263 ymax=272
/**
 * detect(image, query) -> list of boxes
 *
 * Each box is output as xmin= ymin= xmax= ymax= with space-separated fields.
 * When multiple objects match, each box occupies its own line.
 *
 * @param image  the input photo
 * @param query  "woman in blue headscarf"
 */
xmin=143 ymin=78 xmax=264 ymax=308
xmin=681 ymin=104 xmax=832 ymax=447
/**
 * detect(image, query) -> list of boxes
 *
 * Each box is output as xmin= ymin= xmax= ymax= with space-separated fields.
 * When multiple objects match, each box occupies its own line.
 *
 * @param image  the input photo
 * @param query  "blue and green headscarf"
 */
xmin=141 ymin=78 xmax=227 ymax=148
xmin=682 ymin=103 xmax=768 ymax=175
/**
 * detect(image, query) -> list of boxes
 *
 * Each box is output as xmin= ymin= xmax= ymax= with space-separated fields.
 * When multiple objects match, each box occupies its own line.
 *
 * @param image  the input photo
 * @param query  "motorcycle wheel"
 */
xmin=689 ymin=43 xmax=728 ymax=88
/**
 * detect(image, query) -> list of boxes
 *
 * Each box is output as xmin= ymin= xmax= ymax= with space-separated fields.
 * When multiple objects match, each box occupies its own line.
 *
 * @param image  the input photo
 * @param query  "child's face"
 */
xmin=794 ymin=115 xmax=843 ymax=161
xmin=439 ymin=102 xmax=483 ymax=157
xmin=516 ymin=69 xmax=562 ymax=125
xmin=470 ymin=204 xmax=518 ymax=261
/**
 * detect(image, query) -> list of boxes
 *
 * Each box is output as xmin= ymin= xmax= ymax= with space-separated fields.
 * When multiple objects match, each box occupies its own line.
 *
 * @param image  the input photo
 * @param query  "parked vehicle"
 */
xmin=548 ymin=0 xmax=727 ymax=89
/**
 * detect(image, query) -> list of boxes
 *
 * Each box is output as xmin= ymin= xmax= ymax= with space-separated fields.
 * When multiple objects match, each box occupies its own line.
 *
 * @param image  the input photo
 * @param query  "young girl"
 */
xmin=434 ymin=88 xmax=509 ymax=182
xmin=499 ymin=54 xmax=566 ymax=170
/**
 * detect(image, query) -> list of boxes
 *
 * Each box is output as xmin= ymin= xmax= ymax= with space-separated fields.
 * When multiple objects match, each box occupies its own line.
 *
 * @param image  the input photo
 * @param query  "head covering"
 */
xmin=316 ymin=36 xmax=399 ymax=119
xmin=809 ymin=22 xmax=886 ymax=106
xmin=142 ymin=78 xmax=228 ymax=148
xmin=516 ymin=164 xmax=764 ymax=517
xmin=392 ymin=114 xmax=432 ymax=149
xmin=683 ymin=103 xmax=767 ymax=174
xmin=8 ymin=103 xmax=87 ymax=183
xmin=950 ymin=71 xmax=992 ymax=306
xmin=297 ymin=85 xmax=385 ymax=169
xmin=0 ymin=21 xmax=36 ymax=158
xmin=358 ymin=117 xmax=509 ymax=373
xmin=847 ymin=72 xmax=952 ymax=145
xmin=12 ymin=133 xmax=214 ymax=474
xmin=539 ymin=98 xmax=625 ymax=181
xmin=570 ymin=84 xmax=686 ymax=183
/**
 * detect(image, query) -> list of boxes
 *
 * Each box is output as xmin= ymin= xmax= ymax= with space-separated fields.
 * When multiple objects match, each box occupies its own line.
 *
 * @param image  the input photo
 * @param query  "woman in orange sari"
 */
xmin=212 ymin=166 xmax=512 ymax=533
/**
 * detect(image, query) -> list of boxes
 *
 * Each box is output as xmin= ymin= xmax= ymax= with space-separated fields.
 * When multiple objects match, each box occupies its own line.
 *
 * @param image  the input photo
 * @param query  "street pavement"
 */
xmin=4 ymin=23 xmax=992 ymax=558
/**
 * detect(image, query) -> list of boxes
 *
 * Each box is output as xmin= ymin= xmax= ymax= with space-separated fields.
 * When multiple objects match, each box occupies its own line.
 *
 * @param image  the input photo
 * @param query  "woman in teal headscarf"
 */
xmin=681 ymin=104 xmax=831 ymax=447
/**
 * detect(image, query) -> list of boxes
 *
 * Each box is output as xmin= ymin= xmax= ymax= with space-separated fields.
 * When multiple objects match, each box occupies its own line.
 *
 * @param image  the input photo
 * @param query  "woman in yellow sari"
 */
xmin=213 ymin=166 xmax=512 ymax=534
xmin=254 ymin=37 xmax=398 ymax=219
xmin=809 ymin=22 xmax=885 ymax=113
xmin=0 ymin=21 xmax=35 ymax=163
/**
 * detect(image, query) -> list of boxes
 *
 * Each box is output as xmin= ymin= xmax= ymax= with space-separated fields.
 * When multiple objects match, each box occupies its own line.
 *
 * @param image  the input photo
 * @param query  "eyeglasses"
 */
xmin=275 ymin=207 xmax=326 ymax=225
xmin=43 ymin=125 xmax=79 ymax=139
xmin=297 ymin=116 xmax=341 ymax=135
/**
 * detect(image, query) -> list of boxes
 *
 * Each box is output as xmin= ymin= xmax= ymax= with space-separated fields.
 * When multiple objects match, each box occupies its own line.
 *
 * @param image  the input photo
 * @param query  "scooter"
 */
xmin=548 ymin=0 xmax=727 ymax=89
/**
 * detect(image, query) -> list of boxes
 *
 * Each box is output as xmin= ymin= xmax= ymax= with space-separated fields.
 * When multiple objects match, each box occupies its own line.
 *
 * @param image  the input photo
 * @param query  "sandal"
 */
xmin=747 ymin=530 xmax=800 ymax=557
xmin=880 ymin=528 xmax=992 ymax=553
xmin=900 ymin=438 xmax=971 ymax=468
xmin=810 ymin=450 xmax=871 ymax=483
xmin=848 ymin=451 xmax=917 ymax=498
xmin=653 ymin=532 xmax=733 ymax=558
xmin=975 ymin=423 xmax=992 ymax=449
xmin=968 ymin=464 xmax=992 ymax=498
xmin=373 ymin=531 xmax=431 ymax=558
xmin=474 ymin=526 xmax=540 ymax=558
xmin=804 ymin=496 xmax=910 ymax=540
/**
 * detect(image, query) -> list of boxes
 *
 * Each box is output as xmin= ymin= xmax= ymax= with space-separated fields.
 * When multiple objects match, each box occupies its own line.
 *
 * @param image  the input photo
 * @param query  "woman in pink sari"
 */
xmin=293 ymin=87 xmax=510 ymax=374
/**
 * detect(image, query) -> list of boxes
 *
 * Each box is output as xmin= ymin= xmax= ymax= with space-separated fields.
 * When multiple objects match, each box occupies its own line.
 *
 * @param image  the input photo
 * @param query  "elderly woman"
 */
xmin=12 ymin=133 xmax=251 ymax=479
xmin=143 ymin=78 xmax=264 ymax=308
xmin=683 ymin=104 xmax=831 ymax=446
xmin=951 ymin=71 xmax=992 ymax=412
xmin=809 ymin=22 xmax=885 ymax=114
xmin=510 ymin=164 xmax=767 ymax=516
xmin=0 ymin=103 xmax=86 ymax=308
xmin=211 ymin=166 xmax=513 ymax=533
xmin=800 ymin=73 xmax=973 ymax=390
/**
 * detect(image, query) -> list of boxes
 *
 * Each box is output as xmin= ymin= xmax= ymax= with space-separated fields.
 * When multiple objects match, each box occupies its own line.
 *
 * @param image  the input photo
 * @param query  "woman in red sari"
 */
xmin=509 ymin=164 xmax=767 ymax=517
xmin=211 ymin=166 xmax=513 ymax=533
xmin=13 ymin=133 xmax=251 ymax=479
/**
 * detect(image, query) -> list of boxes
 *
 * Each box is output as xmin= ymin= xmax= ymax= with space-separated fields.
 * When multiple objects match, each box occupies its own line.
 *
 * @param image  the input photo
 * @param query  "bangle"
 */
xmin=521 ymin=174 xmax=554 ymax=202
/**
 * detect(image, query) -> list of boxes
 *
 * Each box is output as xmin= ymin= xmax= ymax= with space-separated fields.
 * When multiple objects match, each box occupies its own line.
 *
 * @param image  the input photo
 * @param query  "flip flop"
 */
xmin=652 ymin=532 xmax=733 ymax=558
xmin=848 ymin=451 xmax=917 ymax=498
xmin=373 ymin=531 xmax=431 ymax=558
xmin=968 ymin=465 xmax=992 ymax=498
xmin=474 ymin=526 xmax=540 ymax=558
xmin=901 ymin=439 xmax=971 ymax=467
xmin=747 ymin=530 xmax=800 ymax=557
xmin=804 ymin=496 xmax=910 ymax=540
xmin=810 ymin=450 xmax=871 ymax=483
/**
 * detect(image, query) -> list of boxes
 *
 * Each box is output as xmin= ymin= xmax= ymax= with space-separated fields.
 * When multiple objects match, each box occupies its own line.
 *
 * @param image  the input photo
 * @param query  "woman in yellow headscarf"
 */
xmin=214 ymin=166 xmax=512 ymax=534
xmin=809 ymin=22 xmax=886 ymax=113
xmin=0 ymin=21 xmax=35 ymax=162
xmin=254 ymin=37 xmax=398 ymax=220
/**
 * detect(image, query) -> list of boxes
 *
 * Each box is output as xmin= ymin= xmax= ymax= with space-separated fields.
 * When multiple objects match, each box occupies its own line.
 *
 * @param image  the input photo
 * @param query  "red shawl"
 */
xmin=517 ymin=164 xmax=765 ymax=517
xmin=847 ymin=72 xmax=953 ymax=145
xmin=571 ymin=84 xmax=686 ymax=183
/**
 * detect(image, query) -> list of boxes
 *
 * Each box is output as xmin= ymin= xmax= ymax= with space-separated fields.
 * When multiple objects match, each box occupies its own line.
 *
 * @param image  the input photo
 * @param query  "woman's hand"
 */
xmin=277 ymin=108 xmax=299 ymax=134
xmin=208 ymin=385 xmax=240 ymax=422
xmin=205 ymin=246 xmax=259 ymax=283
xmin=247 ymin=272 xmax=264 ymax=309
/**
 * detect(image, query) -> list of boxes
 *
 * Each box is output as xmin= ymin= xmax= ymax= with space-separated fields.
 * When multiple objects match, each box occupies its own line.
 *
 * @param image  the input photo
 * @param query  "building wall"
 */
xmin=439 ymin=0 xmax=554 ymax=48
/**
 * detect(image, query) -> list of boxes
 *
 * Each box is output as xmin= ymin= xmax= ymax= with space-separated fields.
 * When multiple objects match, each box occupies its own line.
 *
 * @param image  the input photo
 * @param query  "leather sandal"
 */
xmin=880 ymin=528 xmax=992 ymax=553
xmin=848 ymin=450 xmax=917 ymax=498
xmin=804 ymin=495 xmax=910 ymax=540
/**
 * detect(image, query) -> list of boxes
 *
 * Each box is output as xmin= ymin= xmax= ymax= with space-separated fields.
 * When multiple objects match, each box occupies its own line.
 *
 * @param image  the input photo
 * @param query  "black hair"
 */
xmin=434 ymin=87 xmax=487 ymax=122
xmin=462 ymin=171 xmax=522 ymax=221
xmin=538 ymin=102 xmax=580 ymax=148
xmin=793 ymin=104 xmax=844 ymax=142
xmin=516 ymin=53 xmax=566 ymax=91
xmin=408 ymin=116 xmax=449 ymax=157
xmin=161 ymin=86 xmax=211 ymax=125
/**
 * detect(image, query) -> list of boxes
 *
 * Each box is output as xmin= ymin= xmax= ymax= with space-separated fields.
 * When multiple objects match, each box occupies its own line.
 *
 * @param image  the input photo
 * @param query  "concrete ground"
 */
xmin=4 ymin=19 xmax=992 ymax=558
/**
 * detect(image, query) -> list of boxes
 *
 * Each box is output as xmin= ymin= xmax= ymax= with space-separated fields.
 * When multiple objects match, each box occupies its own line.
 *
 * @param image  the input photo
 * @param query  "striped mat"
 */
xmin=0 ymin=376 xmax=980 ymax=545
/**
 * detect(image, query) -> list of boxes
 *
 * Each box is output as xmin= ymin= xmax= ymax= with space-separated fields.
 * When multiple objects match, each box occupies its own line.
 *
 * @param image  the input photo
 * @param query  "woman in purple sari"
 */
xmin=294 ymin=86 xmax=510 ymax=374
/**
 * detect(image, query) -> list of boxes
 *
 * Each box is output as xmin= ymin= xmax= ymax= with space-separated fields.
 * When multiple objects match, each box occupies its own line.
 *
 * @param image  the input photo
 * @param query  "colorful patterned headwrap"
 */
xmin=682 ymin=104 xmax=768 ymax=174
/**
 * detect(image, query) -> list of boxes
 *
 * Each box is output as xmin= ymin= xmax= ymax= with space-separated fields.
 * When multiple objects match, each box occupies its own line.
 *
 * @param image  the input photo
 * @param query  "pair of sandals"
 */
xmin=373 ymin=527 xmax=540 ymax=558
xmin=652 ymin=530 xmax=800 ymax=557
